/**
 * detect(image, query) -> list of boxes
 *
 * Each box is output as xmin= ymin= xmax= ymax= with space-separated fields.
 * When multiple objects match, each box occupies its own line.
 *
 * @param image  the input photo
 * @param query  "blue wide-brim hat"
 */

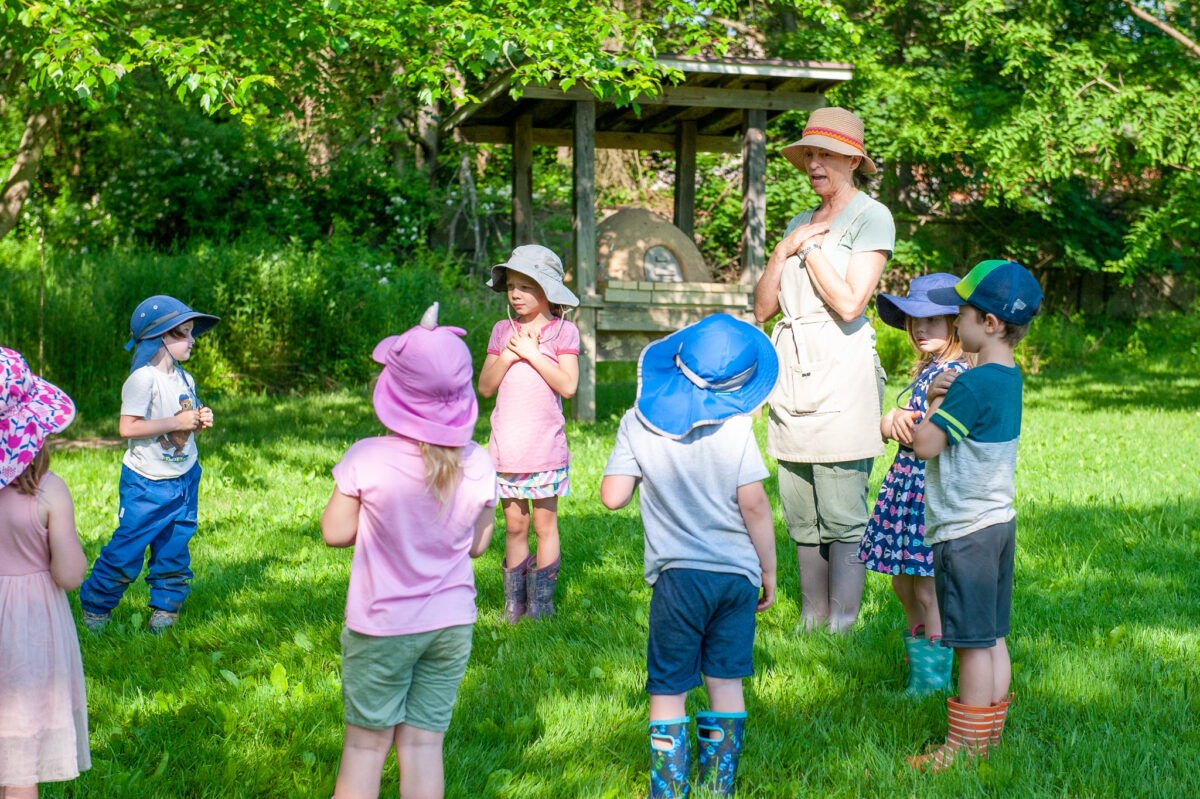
xmin=875 ymin=272 xmax=963 ymax=330
xmin=635 ymin=313 xmax=779 ymax=440
xmin=126 ymin=295 xmax=220 ymax=372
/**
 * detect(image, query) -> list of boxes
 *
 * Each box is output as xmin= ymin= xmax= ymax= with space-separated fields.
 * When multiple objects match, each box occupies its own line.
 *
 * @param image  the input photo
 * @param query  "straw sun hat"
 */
xmin=780 ymin=107 xmax=877 ymax=175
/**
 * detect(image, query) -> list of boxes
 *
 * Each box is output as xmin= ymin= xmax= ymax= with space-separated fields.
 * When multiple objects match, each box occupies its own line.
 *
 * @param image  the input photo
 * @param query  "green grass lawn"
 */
xmin=41 ymin=362 xmax=1200 ymax=798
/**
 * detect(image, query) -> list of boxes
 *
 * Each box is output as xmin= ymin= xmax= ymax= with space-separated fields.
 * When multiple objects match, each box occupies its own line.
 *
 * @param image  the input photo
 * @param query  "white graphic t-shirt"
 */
xmin=120 ymin=364 xmax=200 ymax=480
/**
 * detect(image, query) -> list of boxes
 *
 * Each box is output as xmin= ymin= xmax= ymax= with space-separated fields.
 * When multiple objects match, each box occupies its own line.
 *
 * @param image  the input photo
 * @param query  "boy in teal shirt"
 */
xmin=910 ymin=260 xmax=1043 ymax=771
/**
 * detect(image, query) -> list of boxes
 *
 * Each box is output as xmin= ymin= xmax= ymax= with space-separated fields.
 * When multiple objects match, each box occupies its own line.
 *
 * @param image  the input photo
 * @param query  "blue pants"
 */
xmin=81 ymin=463 xmax=201 ymax=614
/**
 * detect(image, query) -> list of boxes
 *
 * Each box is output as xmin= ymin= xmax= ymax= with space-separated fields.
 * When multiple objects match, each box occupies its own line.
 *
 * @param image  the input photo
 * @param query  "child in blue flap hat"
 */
xmin=80 ymin=295 xmax=219 ymax=634
xmin=600 ymin=313 xmax=780 ymax=799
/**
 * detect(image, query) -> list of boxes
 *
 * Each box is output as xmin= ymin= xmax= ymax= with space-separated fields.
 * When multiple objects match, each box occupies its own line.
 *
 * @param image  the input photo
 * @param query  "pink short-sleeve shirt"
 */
xmin=486 ymin=317 xmax=580 ymax=473
xmin=332 ymin=436 xmax=497 ymax=636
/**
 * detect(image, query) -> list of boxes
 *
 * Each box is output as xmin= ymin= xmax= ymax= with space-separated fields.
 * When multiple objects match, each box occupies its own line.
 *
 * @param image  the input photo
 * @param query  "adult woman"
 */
xmin=753 ymin=107 xmax=895 ymax=634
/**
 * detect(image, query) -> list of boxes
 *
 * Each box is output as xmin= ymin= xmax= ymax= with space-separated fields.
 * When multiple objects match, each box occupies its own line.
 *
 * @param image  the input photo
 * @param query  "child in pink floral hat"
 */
xmin=0 ymin=347 xmax=91 ymax=797
xmin=322 ymin=304 xmax=497 ymax=799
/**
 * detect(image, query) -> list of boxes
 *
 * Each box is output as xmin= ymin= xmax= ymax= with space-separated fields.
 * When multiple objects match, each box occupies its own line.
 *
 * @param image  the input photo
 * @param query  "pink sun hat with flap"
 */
xmin=371 ymin=303 xmax=478 ymax=447
xmin=1 ymin=347 xmax=76 ymax=488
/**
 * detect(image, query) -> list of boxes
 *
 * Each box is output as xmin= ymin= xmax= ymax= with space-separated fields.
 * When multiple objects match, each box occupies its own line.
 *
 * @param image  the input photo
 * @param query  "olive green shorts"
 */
xmin=340 ymin=624 xmax=473 ymax=732
xmin=778 ymin=458 xmax=874 ymax=546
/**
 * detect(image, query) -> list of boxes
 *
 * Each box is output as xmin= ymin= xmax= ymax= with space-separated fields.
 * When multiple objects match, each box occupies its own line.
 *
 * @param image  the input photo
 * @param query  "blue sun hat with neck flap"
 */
xmin=126 ymin=295 xmax=220 ymax=372
xmin=875 ymin=272 xmax=963 ymax=331
xmin=635 ymin=313 xmax=779 ymax=439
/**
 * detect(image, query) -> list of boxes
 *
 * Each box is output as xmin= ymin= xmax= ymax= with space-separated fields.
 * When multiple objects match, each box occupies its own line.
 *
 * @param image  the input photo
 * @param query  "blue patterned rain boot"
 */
xmin=906 ymin=636 xmax=954 ymax=696
xmin=649 ymin=716 xmax=692 ymax=799
xmin=695 ymin=711 xmax=746 ymax=797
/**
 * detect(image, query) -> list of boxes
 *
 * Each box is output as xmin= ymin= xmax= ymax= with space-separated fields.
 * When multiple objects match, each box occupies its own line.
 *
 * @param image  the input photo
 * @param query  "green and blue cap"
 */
xmin=926 ymin=260 xmax=1043 ymax=325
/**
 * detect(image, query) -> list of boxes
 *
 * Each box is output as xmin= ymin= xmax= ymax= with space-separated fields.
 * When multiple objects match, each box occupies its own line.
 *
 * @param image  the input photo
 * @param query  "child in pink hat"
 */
xmin=321 ymin=304 xmax=497 ymax=799
xmin=0 ymin=348 xmax=91 ymax=797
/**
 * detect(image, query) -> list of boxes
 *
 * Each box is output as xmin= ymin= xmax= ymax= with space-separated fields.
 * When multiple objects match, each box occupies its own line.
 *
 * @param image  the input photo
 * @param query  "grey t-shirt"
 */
xmin=603 ymin=410 xmax=769 ymax=587
xmin=120 ymin=364 xmax=199 ymax=480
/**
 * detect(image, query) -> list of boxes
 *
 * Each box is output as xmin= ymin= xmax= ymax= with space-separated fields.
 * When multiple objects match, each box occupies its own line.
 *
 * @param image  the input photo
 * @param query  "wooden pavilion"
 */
xmin=442 ymin=56 xmax=854 ymax=421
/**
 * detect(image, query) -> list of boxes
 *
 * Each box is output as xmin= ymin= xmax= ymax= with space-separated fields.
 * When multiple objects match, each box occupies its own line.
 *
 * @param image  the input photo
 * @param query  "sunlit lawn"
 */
xmin=42 ymin=362 xmax=1200 ymax=797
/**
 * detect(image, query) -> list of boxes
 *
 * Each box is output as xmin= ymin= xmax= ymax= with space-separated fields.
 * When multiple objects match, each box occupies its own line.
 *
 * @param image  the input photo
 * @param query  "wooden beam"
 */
xmin=457 ymin=125 xmax=740 ymax=153
xmin=674 ymin=121 xmax=697 ymax=239
xmin=654 ymin=57 xmax=855 ymax=82
xmin=740 ymin=108 xmax=767 ymax=286
xmin=518 ymin=83 xmax=825 ymax=112
xmin=512 ymin=113 xmax=534 ymax=246
xmin=573 ymin=101 xmax=597 ymax=422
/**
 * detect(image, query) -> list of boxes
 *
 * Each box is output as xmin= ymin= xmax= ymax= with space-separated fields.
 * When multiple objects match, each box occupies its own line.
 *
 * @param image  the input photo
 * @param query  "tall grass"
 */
xmin=34 ymin=357 xmax=1200 ymax=798
xmin=0 ymin=236 xmax=502 ymax=423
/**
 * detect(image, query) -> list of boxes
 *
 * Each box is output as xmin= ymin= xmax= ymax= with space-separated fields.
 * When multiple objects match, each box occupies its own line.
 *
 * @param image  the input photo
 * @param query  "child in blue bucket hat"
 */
xmin=80 ymin=295 xmax=219 ymax=634
xmin=600 ymin=313 xmax=779 ymax=798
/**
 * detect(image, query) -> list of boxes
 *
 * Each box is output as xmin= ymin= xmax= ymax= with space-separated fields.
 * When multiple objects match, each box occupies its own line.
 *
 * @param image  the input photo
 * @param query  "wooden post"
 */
xmin=572 ymin=100 xmax=597 ymax=422
xmin=740 ymin=108 xmax=767 ymax=286
xmin=512 ymin=112 xmax=534 ymax=246
xmin=673 ymin=120 xmax=697 ymax=239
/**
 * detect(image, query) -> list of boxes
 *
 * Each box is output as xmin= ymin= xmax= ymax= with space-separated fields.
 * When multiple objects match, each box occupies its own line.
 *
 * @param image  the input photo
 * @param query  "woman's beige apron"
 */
xmin=766 ymin=201 xmax=886 ymax=464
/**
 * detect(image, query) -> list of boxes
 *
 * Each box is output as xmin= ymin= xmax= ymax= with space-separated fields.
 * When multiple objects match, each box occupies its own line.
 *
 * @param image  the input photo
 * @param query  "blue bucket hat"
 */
xmin=926 ymin=260 xmax=1043 ymax=325
xmin=126 ymin=295 xmax=220 ymax=372
xmin=875 ymin=272 xmax=964 ymax=331
xmin=635 ymin=314 xmax=779 ymax=440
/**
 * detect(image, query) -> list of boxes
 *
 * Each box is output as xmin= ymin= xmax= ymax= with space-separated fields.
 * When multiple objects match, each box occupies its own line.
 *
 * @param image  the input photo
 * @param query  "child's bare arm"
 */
xmin=912 ymin=394 xmax=950 ymax=460
xmin=119 ymin=412 xmax=201 ymax=439
xmin=478 ymin=351 xmax=517 ymax=397
xmin=321 ymin=488 xmax=360 ymax=547
xmin=600 ymin=474 xmax=638 ymax=510
xmin=469 ymin=506 xmax=495 ymax=558
xmin=737 ymin=480 xmax=777 ymax=612
xmin=41 ymin=473 xmax=88 ymax=590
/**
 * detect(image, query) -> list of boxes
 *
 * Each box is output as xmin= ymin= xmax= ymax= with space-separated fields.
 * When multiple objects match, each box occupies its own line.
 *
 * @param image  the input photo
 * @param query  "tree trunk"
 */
xmin=0 ymin=105 xmax=57 ymax=240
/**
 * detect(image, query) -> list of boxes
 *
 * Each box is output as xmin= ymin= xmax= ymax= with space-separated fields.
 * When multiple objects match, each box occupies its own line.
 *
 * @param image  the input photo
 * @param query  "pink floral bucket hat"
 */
xmin=0 ymin=347 xmax=76 ymax=488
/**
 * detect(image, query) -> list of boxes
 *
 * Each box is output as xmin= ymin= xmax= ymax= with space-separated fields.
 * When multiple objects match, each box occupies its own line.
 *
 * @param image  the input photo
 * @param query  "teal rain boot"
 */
xmin=906 ymin=636 xmax=954 ymax=696
xmin=649 ymin=717 xmax=692 ymax=799
xmin=901 ymin=628 xmax=921 ymax=691
xmin=696 ymin=711 xmax=746 ymax=797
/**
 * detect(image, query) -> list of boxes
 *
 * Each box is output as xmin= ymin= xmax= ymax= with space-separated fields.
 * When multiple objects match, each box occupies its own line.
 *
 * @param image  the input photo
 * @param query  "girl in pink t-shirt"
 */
xmin=321 ymin=305 xmax=497 ymax=799
xmin=478 ymin=245 xmax=580 ymax=623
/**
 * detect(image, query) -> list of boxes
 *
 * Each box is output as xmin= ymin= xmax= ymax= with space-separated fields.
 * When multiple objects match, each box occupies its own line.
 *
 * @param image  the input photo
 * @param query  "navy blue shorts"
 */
xmin=646 ymin=568 xmax=758 ymax=695
xmin=933 ymin=519 xmax=1016 ymax=648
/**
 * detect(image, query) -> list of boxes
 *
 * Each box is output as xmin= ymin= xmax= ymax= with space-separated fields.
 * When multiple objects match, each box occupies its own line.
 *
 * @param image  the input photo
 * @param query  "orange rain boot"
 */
xmin=990 ymin=693 xmax=1014 ymax=747
xmin=907 ymin=696 xmax=998 ymax=772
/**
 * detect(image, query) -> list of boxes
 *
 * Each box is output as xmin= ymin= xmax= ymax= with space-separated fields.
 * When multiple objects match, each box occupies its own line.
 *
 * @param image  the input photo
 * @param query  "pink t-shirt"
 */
xmin=486 ymin=317 xmax=580 ymax=473
xmin=332 ymin=435 xmax=497 ymax=636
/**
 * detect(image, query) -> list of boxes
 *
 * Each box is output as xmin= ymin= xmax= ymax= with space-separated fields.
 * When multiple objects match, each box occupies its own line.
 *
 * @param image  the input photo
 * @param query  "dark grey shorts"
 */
xmin=932 ymin=519 xmax=1016 ymax=648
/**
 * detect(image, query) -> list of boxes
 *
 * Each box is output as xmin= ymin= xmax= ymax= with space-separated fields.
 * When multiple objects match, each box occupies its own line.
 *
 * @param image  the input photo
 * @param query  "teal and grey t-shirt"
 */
xmin=924 ymin=364 xmax=1023 ymax=545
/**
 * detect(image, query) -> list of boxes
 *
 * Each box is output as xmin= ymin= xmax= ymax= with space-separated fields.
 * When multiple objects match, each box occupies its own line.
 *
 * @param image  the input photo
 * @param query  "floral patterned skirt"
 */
xmin=858 ymin=450 xmax=934 ymax=577
xmin=497 ymin=466 xmax=570 ymax=500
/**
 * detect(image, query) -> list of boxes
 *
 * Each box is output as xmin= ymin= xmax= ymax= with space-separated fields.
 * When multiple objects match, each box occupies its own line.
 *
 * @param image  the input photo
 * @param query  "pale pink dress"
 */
xmin=0 ymin=477 xmax=90 ymax=786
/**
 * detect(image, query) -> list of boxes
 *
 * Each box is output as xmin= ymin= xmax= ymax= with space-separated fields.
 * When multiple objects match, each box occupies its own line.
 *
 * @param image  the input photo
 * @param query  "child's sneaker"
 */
xmin=82 ymin=609 xmax=111 ymax=633
xmin=147 ymin=609 xmax=178 ymax=634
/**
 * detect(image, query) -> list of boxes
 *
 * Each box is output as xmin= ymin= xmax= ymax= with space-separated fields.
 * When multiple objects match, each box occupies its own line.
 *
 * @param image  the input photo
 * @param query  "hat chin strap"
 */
xmin=673 ymin=354 xmax=755 ymax=392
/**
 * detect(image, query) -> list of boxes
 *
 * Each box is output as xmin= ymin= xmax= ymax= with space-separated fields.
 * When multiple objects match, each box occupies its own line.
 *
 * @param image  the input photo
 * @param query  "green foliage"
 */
xmin=766 ymin=0 xmax=1200 ymax=282
xmin=0 ymin=236 xmax=501 ymax=420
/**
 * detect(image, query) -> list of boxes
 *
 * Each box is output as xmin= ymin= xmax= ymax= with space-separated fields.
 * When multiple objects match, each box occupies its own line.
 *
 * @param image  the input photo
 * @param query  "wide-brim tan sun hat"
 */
xmin=487 ymin=244 xmax=580 ymax=308
xmin=780 ymin=106 xmax=877 ymax=175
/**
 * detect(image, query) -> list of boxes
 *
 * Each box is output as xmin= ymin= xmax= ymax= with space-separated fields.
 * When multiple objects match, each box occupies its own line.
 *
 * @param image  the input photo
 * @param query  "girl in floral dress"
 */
xmin=859 ymin=274 xmax=970 ymax=694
